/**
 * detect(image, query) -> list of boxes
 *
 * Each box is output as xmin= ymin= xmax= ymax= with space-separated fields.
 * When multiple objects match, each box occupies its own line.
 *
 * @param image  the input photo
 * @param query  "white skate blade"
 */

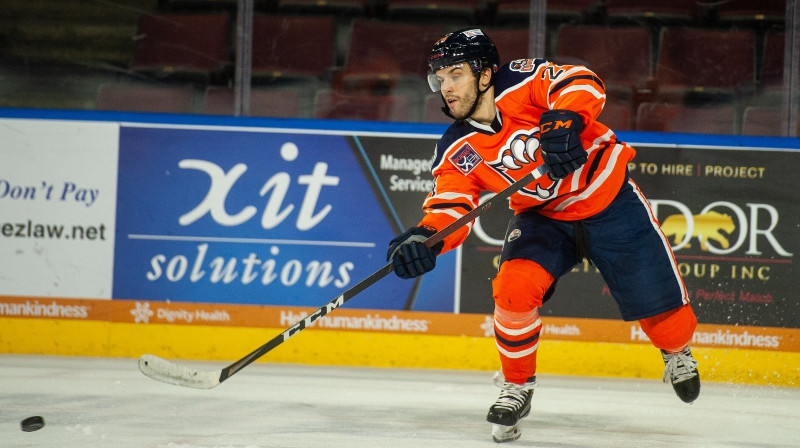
xmin=491 ymin=423 xmax=521 ymax=443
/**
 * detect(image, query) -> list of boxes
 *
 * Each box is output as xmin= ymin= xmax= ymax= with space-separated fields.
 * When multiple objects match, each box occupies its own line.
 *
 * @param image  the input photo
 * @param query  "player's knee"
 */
xmin=639 ymin=304 xmax=698 ymax=352
xmin=494 ymin=304 xmax=541 ymax=332
xmin=492 ymin=259 xmax=554 ymax=312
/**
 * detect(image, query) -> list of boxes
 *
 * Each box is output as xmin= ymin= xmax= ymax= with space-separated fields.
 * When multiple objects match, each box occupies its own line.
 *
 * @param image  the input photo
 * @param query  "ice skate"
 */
xmin=491 ymin=422 xmax=522 ymax=443
xmin=486 ymin=372 xmax=536 ymax=443
xmin=662 ymin=346 xmax=700 ymax=403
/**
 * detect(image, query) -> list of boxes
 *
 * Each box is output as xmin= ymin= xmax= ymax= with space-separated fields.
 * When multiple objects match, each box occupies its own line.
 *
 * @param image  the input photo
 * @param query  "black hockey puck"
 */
xmin=21 ymin=416 xmax=45 ymax=432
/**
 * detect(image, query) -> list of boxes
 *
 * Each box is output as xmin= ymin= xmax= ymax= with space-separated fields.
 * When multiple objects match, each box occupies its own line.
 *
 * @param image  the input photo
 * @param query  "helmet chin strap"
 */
xmin=441 ymin=72 xmax=492 ymax=121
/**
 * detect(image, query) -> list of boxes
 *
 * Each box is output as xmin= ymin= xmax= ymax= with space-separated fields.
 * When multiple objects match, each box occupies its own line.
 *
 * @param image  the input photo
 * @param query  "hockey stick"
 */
xmin=139 ymin=165 xmax=548 ymax=389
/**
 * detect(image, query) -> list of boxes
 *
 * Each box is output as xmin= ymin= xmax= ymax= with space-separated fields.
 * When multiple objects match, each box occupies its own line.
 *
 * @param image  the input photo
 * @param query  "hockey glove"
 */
xmin=539 ymin=109 xmax=588 ymax=179
xmin=386 ymin=225 xmax=444 ymax=279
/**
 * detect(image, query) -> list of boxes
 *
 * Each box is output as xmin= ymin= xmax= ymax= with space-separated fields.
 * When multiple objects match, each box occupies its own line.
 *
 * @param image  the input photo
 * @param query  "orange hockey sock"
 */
xmin=639 ymin=304 xmax=698 ymax=353
xmin=494 ymin=306 xmax=542 ymax=384
xmin=491 ymin=259 xmax=554 ymax=383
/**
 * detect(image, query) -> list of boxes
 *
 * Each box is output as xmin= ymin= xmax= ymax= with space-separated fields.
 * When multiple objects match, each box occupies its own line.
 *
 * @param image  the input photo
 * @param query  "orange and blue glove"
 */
xmin=539 ymin=109 xmax=588 ymax=179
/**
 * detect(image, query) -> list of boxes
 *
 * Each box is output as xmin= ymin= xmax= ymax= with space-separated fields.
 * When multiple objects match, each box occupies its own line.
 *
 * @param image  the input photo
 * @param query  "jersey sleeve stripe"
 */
xmin=429 ymin=191 xmax=475 ymax=202
xmin=553 ymin=143 xmax=625 ymax=212
xmin=582 ymin=130 xmax=616 ymax=182
xmin=582 ymin=141 xmax=612 ymax=182
xmin=548 ymin=74 xmax=605 ymax=96
xmin=427 ymin=207 xmax=470 ymax=221
xmin=425 ymin=201 xmax=473 ymax=213
xmin=558 ymin=84 xmax=606 ymax=100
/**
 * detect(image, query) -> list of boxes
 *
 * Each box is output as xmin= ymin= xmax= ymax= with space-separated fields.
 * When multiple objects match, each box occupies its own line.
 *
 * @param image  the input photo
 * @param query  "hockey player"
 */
xmin=386 ymin=28 xmax=701 ymax=443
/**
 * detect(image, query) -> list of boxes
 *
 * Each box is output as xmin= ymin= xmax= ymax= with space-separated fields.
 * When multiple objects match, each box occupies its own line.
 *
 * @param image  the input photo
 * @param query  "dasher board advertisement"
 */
xmin=457 ymin=142 xmax=798 ymax=329
xmin=0 ymin=118 xmax=118 ymax=299
xmin=1 ymin=111 xmax=798 ymax=332
xmin=112 ymin=125 xmax=456 ymax=312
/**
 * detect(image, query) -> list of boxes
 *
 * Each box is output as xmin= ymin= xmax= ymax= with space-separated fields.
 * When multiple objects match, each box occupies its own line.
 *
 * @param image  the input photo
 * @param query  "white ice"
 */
xmin=2 ymin=355 xmax=798 ymax=448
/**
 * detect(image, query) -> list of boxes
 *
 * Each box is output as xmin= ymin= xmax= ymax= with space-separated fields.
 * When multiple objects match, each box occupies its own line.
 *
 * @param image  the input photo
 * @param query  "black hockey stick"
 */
xmin=139 ymin=165 xmax=547 ymax=389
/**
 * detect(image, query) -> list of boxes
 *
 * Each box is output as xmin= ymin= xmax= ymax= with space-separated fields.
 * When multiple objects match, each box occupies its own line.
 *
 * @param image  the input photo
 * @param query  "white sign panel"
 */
xmin=0 ymin=119 xmax=119 ymax=298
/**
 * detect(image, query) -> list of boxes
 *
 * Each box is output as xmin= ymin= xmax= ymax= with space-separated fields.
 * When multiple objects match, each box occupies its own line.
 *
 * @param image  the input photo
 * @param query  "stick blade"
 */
xmin=139 ymin=354 xmax=221 ymax=389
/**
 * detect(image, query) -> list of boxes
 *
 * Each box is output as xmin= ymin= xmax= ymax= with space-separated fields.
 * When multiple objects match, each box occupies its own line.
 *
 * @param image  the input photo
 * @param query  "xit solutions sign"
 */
xmin=1 ymin=111 xmax=799 ymax=365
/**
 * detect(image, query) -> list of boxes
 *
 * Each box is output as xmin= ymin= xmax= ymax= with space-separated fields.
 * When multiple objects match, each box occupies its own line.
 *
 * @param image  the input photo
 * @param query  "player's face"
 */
xmin=435 ymin=63 xmax=478 ymax=120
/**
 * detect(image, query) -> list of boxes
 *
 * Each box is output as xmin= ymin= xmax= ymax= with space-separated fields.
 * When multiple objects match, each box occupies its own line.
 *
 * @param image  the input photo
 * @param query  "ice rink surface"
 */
xmin=1 ymin=355 xmax=798 ymax=448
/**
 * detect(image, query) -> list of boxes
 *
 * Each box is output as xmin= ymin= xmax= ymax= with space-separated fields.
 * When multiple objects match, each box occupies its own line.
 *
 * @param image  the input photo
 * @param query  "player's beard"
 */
xmin=447 ymin=83 xmax=479 ymax=120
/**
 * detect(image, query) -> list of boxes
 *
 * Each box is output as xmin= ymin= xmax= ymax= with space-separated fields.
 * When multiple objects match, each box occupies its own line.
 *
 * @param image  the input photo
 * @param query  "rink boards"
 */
xmin=1 ymin=109 xmax=798 ymax=386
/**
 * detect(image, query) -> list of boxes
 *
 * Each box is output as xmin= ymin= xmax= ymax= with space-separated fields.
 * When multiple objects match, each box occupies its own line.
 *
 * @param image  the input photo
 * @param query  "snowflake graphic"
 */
xmin=131 ymin=302 xmax=154 ymax=324
xmin=480 ymin=315 xmax=495 ymax=338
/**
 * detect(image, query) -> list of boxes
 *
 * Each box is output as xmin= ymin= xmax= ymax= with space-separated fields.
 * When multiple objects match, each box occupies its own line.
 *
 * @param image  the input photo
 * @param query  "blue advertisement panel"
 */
xmin=113 ymin=125 xmax=456 ymax=311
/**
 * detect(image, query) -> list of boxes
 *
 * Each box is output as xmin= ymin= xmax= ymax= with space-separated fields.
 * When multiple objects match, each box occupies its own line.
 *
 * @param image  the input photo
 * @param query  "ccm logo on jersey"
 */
xmin=449 ymin=142 xmax=483 ymax=175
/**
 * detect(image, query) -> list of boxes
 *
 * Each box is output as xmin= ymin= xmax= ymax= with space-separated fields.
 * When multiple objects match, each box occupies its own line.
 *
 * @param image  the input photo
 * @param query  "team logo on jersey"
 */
xmin=449 ymin=142 xmax=483 ymax=175
xmin=509 ymin=59 xmax=536 ymax=73
xmin=507 ymin=228 xmax=522 ymax=242
xmin=487 ymin=129 xmax=557 ymax=200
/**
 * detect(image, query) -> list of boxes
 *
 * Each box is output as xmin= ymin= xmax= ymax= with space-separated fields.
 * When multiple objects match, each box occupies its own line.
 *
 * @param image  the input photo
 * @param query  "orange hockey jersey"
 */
xmin=419 ymin=58 xmax=636 ymax=254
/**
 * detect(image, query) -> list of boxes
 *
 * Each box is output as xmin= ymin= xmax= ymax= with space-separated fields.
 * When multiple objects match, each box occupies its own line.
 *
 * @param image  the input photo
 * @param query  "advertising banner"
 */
xmin=1 ymin=113 xmax=798 ymax=352
xmin=2 ymin=294 xmax=798 ymax=352
xmin=112 ymin=125 xmax=457 ymax=312
xmin=454 ymin=143 xmax=798 ymax=329
xmin=0 ymin=118 xmax=118 ymax=298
